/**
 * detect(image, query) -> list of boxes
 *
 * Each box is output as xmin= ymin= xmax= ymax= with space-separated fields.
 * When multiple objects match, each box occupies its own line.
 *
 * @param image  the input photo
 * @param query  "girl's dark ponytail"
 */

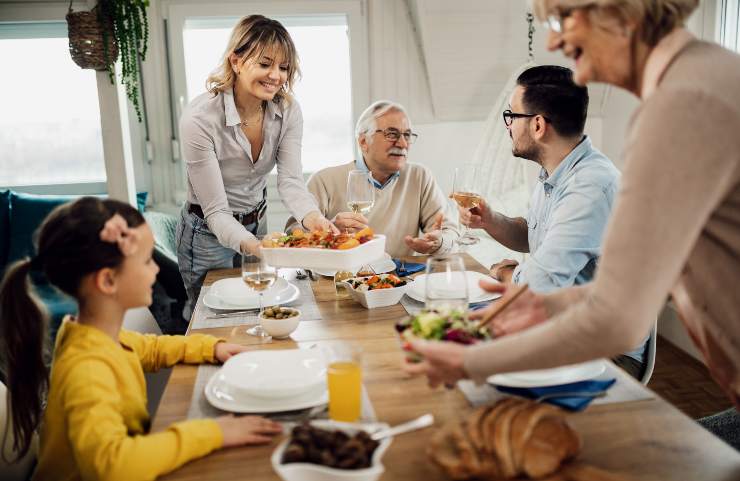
xmin=0 ymin=258 xmax=48 ymax=461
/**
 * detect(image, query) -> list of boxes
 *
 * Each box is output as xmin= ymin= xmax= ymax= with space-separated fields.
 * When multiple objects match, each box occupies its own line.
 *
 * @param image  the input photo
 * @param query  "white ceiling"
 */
xmin=407 ymin=0 xmax=609 ymax=121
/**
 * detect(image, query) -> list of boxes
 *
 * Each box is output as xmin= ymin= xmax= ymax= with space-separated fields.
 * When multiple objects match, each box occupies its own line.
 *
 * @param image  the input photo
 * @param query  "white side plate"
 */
xmin=487 ymin=360 xmax=608 ymax=388
xmin=406 ymin=271 xmax=501 ymax=304
xmin=204 ymin=283 xmax=300 ymax=310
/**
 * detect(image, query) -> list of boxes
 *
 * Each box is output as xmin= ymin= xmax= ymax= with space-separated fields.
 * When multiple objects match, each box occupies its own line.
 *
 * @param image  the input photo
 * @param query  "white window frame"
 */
xmin=719 ymin=0 xmax=740 ymax=52
xmin=164 ymin=0 xmax=369 ymax=161
xmin=0 ymin=2 xmax=108 ymax=194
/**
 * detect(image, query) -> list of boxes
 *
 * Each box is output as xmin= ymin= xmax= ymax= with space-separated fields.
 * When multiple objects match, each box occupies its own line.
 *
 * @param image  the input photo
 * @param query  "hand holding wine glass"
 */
xmin=452 ymin=163 xmax=483 ymax=246
xmin=346 ymin=170 xmax=374 ymax=219
xmin=242 ymin=253 xmax=277 ymax=339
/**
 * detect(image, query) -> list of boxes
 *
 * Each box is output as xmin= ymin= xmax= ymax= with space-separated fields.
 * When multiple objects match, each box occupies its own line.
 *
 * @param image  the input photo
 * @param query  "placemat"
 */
xmin=457 ymin=361 xmax=654 ymax=408
xmin=187 ymin=364 xmax=377 ymax=423
xmin=190 ymin=278 xmax=319 ymax=330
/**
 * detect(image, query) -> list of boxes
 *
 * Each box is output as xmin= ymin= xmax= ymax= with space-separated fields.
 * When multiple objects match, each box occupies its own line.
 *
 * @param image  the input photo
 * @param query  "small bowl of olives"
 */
xmin=259 ymin=306 xmax=301 ymax=339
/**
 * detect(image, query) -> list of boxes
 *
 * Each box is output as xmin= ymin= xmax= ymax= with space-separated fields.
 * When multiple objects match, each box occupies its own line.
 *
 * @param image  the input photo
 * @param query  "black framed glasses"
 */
xmin=502 ymin=109 xmax=551 ymax=127
xmin=374 ymin=128 xmax=418 ymax=144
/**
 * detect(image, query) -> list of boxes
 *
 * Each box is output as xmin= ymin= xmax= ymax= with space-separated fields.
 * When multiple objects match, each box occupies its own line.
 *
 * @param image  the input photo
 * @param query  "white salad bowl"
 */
xmin=342 ymin=275 xmax=411 ymax=309
xmin=271 ymin=420 xmax=392 ymax=481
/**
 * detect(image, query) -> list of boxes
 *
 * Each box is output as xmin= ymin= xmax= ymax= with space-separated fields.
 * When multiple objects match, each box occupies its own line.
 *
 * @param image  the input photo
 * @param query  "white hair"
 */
xmin=354 ymin=100 xmax=411 ymax=146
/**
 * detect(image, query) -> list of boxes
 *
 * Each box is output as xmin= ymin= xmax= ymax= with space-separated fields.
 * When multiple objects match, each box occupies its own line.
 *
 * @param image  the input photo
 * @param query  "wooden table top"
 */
xmin=153 ymin=254 xmax=740 ymax=481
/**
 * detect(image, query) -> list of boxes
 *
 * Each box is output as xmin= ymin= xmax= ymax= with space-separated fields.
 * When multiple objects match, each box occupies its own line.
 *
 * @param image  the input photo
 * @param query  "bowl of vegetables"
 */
xmin=340 ymin=274 xmax=410 ymax=309
xmin=394 ymin=308 xmax=491 ymax=361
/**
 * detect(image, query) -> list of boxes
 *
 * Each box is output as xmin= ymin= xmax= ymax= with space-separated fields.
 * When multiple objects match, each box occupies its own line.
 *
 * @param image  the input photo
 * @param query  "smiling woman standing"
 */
xmin=177 ymin=15 xmax=335 ymax=319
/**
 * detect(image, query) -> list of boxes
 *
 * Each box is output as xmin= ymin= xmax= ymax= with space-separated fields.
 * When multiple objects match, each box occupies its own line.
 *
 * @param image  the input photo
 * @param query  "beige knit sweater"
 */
xmin=286 ymin=161 xmax=460 ymax=258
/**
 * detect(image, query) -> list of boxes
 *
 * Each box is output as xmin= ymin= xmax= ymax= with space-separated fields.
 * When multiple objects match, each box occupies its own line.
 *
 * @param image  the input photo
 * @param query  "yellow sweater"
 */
xmin=32 ymin=321 xmax=224 ymax=481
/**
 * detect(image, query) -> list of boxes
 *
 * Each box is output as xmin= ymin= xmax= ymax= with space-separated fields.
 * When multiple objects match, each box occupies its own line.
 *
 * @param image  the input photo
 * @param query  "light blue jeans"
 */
xmin=176 ymin=205 xmax=266 ymax=320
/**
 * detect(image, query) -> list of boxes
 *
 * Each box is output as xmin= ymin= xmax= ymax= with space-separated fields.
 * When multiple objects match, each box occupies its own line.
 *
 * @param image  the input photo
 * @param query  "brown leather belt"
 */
xmin=188 ymin=199 xmax=266 ymax=226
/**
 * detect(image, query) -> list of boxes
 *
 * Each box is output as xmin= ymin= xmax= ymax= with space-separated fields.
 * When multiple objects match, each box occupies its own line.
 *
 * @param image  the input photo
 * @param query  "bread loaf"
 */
xmin=429 ymin=398 xmax=581 ymax=480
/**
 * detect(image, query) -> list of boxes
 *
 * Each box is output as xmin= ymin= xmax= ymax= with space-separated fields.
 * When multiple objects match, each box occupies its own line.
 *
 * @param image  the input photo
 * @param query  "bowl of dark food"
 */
xmin=271 ymin=421 xmax=392 ymax=481
xmin=395 ymin=307 xmax=491 ymax=362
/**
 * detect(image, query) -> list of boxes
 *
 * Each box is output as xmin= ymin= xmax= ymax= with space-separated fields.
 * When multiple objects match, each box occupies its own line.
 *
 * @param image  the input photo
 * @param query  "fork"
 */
xmin=397 ymin=260 xmax=407 ymax=275
xmin=535 ymin=390 xmax=608 ymax=403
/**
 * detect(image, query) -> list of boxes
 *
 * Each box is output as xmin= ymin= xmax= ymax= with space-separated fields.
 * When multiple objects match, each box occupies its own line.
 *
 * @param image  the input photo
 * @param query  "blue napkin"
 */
xmin=393 ymin=259 xmax=425 ymax=277
xmin=493 ymin=378 xmax=616 ymax=411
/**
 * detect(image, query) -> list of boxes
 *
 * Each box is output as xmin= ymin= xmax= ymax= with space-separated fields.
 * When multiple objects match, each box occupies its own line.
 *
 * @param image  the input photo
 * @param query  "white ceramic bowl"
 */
xmin=259 ymin=307 xmax=301 ymax=339
xmin=342 ymin=276 xmax=411 ymax=309
xmin=271 ymin=420 xmax=392 ymax=481
xmin=219 ymin=348 xmax=324 ymax=399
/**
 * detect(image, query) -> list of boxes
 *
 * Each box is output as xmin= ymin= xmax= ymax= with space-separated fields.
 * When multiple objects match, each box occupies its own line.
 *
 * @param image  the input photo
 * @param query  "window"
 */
xmin=179 ymin=16 xmax=354 ymax=173
xmin=0 ymin=22 xmax=105 ymax=186
xmin=720 ymin=0 xmax=740 ymax=52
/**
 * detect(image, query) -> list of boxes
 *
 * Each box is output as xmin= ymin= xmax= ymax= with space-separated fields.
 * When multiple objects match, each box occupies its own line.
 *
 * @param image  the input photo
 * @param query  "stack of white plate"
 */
xmin=206 ymin=349 xmax=328 ymax=413
xmin=204 ymin=277 xmax=300 ymax=310
xmin=405 ymin=271 xmax=502 ymax=304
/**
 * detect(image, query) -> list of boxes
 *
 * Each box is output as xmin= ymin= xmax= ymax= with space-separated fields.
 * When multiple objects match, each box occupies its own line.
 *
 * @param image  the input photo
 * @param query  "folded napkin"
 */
xmin=393 ymin=259 xmax=425 ymax=277
xmin=493 ymin=378 xmax=616 ymax=412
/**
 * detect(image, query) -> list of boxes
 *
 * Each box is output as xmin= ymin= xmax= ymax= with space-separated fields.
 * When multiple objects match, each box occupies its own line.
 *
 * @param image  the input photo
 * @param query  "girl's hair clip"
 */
xmin=99 ymin=214 xmax=139 ymax=256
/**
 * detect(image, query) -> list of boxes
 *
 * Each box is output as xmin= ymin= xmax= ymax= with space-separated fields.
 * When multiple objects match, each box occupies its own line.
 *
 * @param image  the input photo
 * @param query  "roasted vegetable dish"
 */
xmin=348 ymin=274 xmax=406 ymax=291
xmin=281 ymin=423 xmax=380 ymax=470
xmin=262 ymin=227 xmax=375 ymax=250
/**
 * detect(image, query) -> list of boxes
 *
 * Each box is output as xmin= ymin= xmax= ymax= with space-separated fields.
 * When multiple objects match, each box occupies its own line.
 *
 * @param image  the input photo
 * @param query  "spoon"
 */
xmin=370 ymin=413 xmax=434 ymax=441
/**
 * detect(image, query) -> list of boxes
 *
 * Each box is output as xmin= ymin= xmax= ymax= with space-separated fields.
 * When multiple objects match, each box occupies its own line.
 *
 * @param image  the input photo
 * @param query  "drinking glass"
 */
xmin=241 ymin=254 xmax=277 ymax=338
xmin=424 ymin=255 xmax=469 ymax=314
xmin=452 ymin=163 xmax=482 ymax=245
xmin=326 ymin=344 xmax=363 ymax=422
xmin=346 ymin=170 xmax=374 ymax=217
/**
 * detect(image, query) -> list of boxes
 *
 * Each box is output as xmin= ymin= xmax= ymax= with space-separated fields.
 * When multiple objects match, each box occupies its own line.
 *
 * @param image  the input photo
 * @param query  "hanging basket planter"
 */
xmin=66 ymin=6 xmax=118 ymax=71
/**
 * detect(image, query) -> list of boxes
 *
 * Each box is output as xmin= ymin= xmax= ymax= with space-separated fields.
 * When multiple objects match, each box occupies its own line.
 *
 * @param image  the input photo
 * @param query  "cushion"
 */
xmin=34 ymin=284 xmax=78 ymax=342
xmin=6 ymin=191 xmax=147 ymax=264
xmin=143 ymin=211 xmax=178 ymax=263
xmin=0 ymin=190 xmax=9 ymax=268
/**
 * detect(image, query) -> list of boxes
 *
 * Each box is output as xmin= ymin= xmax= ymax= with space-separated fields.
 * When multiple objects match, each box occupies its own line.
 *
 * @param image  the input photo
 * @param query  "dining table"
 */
xmin=153 ymin=253 xmax=740 ymax=481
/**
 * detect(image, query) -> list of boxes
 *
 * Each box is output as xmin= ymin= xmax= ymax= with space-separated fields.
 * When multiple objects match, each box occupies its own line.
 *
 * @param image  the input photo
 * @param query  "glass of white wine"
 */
xmin=424 ymin=255 xmax=469 ymax=315
xmin=346 ymin=170 xmax=374 ymax=217
xmin=242 ymin=254 xmax=277 ymax=338
xmin=452 ymin=163 xmax=482 ymax=246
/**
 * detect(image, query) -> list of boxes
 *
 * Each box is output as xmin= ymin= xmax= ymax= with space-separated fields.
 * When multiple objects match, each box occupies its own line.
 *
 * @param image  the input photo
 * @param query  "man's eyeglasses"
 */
xmin=374 ymin=128 xmax=419 ymax=145
xmin=502 ymin=109 xmax=551 ymax=127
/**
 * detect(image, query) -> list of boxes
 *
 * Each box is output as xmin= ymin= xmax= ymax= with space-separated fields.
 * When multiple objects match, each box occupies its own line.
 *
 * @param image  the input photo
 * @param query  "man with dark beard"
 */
xmin=458 ymin=66 xmax=644 ymax=377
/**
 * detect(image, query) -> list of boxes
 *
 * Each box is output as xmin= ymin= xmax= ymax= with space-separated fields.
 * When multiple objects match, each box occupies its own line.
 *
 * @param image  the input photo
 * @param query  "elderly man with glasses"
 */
xmin=457 ymin=65 xmax=645 ymax=379
xmin=286 ymin=100 xmax=460 ymax=257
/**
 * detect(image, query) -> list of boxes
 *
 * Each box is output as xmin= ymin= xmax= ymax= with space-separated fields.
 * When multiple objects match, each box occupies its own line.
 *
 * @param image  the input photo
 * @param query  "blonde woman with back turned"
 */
xmin=403 ymin=0 xmax=740 ymax=450
xmin=177 ymin=15 xmax=336 ymax=320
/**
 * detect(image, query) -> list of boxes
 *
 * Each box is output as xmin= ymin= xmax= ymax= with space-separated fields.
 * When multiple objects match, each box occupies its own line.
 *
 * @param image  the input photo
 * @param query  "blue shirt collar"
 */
xmin=223 ymin=90 xmax=283 ymax=127
xmin=538 ymin=136 xmax=592 ymax=190
xmin=354 ymin=157 xmax=400 ymax=189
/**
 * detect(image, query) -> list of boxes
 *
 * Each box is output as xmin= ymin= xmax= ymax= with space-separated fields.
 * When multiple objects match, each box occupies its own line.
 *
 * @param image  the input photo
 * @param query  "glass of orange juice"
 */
xmin=327 ymin=345 xmax=363 ymax=422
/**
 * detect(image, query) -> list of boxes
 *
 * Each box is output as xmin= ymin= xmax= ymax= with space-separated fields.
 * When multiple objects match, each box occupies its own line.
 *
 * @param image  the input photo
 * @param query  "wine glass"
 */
xmin=346 ymin=170 xmax=374 ymax=218
xmin=424 ymin=255 xmax=469 ymax=316
xmin=452 ymin=163 xmax=482 ymax=246
xmin=241 ymin=254 xmax=277 ymax=338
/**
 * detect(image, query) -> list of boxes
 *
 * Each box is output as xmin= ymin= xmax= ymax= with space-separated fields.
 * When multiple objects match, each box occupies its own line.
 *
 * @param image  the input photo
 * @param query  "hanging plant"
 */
xmin=98 ymin=0 xmax=149 ymax=122
xmin=66 ymin=0 xmax=149 ymax=121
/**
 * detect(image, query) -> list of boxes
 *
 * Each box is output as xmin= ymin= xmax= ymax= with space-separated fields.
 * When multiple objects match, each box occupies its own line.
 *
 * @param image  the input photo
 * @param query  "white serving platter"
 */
xmin=487 ymin=360 xmax=608 ymax=388
xmin=261 ymin=235 xmax=386 ymax=272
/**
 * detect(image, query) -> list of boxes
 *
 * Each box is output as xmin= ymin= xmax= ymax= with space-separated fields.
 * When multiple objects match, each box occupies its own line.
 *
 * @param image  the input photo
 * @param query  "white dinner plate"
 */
xmin=203 ymin=282 xmax=300 ymax=310
xmin=487 ymin=360 xmax=608 ymax=388
xmin=210 ymin=277 xmax=290 ymax=305
xmin=220 ymin=350 xmax=327 ymax=399
xmin=205 ymin=369 xmax=328 ymax=413
xmin=406 ymin=271 xmax=502 ymax=304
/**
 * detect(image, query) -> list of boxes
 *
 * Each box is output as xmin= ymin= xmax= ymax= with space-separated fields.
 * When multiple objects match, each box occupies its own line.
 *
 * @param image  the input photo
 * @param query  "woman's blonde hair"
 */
xmin=206 ymin=15 xmax=300 ymax=103
xmin=533 ymin=0 xmax=699 ymax=46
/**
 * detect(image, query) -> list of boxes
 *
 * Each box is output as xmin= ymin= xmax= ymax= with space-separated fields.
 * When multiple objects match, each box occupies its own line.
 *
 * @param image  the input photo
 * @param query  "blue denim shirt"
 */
xmin=511 ymin=137 xmax=645 ymax=363
xmin=354 ymin=157 xmax=400 ymax=189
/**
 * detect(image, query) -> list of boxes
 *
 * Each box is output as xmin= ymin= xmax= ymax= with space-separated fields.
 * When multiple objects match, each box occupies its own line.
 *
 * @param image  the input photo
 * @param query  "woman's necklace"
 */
xmin=238 ymin=102 xmax=264 ymax=128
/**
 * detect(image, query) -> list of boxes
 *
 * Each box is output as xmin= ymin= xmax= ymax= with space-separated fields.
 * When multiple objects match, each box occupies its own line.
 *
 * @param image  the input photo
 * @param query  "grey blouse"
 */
xmin=179 ymin=90 xmax=319 ymax=252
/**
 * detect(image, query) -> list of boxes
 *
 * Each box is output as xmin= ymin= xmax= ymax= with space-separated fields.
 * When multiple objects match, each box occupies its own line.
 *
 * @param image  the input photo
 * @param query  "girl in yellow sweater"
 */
xmin=0 ymin=197 xmax=282 ymax=480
